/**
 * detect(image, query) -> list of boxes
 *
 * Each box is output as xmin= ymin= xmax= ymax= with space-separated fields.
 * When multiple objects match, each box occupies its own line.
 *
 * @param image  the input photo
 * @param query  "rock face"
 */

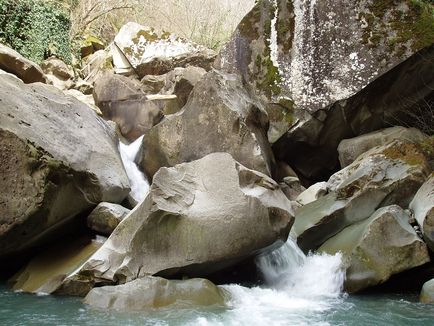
xmin=217 ymin=0 xmax=434 ymax=106
xmin=0 ymin=74 xmax=130 ymax=256
xmin=0 ymin=43 xmax=47 ymax=83
xmin=410 ymin=175 xmax=434 ymax=252
xmin=338 ymin=127 xmax=428 ymax=167
xmin=112 ymin=22 xmax=216 ymax=77
xmin=293 ymin=140 xmax=430 ymax=252
xmin=40 ymin=57 xmax=75 ymax=91
xmin=9 ymin=237 xmax=102 ymax=294
xmin=87 ymin=202 xmax=130 ymax=236
xmin=93 ymin=71 xmax=163 ymax=141
xmin=216 ymin=0 xmax=434 ymax=182
xmin=142 ymin=70 xmax=275 ymax=177
xmin=421 ymin=279 xmax=434 ymax=304
xmin=319 ymin=205 xmax=430 ymax=293
xmin=61 ymin=153 xmax=293 ymax=292
xmin=84 ymin=276 xmax=227 ymax=310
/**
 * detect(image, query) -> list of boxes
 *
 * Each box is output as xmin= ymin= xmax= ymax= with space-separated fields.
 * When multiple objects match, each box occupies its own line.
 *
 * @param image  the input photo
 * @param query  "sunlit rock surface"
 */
xmin=319 ymin=205 xmax=430 ymax=293
xmin=0 ymin=74 xmax=130 ymax=256
xmin=112 ymin=22 xmax=216 ymax=77
xmin=61 ymin=153 xmax=294 ymax=294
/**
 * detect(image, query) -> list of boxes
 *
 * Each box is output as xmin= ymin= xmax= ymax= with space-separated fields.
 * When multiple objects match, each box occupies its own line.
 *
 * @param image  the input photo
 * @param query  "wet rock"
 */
xmin=338 ymin=127 xmax=428 ymax=167
xmin=84 ymin=276 xmax=227 ymax=310
xmin=61 ymin=153 xmax=293 ymax=292
xmin=112 ymin=22 xmax=216 ymax=78
xmin=410 ymin=175 xmax=434 ymax=251
xmin=87 ymin=202 xmax=130 ymax=236
xmin=0 ymin=74 xmax=130 ymax=256
xmin=9 ymin=237 xmax=102 ymax=294
xmin=319 ymin=205 xmax=430 ymax=293
xmin=142 ymin=70 xmax=274 ymax=177
xmin=293 ymin=140 xmax=430 ymax=252
xmin=0 ymin=43 xmax=46 ymax=83
xmin=421 ymin=279 xmax=434 ymax=304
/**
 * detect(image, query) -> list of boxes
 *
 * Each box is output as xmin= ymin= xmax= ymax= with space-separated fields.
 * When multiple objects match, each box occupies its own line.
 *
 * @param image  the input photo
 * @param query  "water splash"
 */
xmin=196 ymin=238 xmax=345 ymax=325
xmin=118 ymin=136 xmax=150 ymax=203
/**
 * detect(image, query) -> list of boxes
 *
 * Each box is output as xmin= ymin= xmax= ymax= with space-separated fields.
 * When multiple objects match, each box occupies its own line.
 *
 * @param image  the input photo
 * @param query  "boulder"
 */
xmin=421 ymin=279 xmax=434 ymax=304
xmin=112 ymin=22 xmax=216 ymax=78
xmin=319 ymin=205 xmax=430 ymax=293
xmin=217 ymin=0 xmax=434 ymax=182
xmin=40 ymin=57 xmax=75 ymax=90
xmin=293 ymin=140 xmax=430 ymax=252
xmin=338 ymin=127 xmax=428 ymax=167
xmin=0 ymin=74 xmax=130 ymax=256
xmin=410 ymin=175 xmax=434 ymax=251
xmin=161 ymin=66 xmax=207 ymax=109
xmin=84 ymin=276 xmax=227 ymax=310
xmin=9 ymin=237 xmax=103 ymax=294
xmin=141 ymin=74 xmax=166 ymax=93
xmin=87 ymin=202 xmax=130 ymax=236
xmin=64 ymin=89 xmax=102 ymax=115
xmin=0 ymin=43 xmax=47 ymax=83
xmin=295 ymin=182 xmax=328 ymax=206
xmin=142 ymin=70 xmax=275 ymax=177
xmin=279 ymin=177 xmax=305 ymax=201
xmin=60 ymin=153 xmax=293 ymax=293
xmin=93 ymin=71 xmax=163 ymax=141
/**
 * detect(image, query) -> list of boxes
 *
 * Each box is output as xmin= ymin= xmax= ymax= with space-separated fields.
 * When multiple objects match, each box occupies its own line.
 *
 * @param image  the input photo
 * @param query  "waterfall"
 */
xmin=118 ymin=136 xmax=150 ymax=203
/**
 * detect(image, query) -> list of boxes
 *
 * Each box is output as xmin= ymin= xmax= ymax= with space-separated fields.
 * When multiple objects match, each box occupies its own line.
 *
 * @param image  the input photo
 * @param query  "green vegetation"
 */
xmin=0 ymin=0 xmax=72 ymax=63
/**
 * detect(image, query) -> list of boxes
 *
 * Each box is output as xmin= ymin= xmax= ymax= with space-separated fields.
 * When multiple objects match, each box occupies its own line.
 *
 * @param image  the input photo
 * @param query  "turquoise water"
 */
xmin=1 ymin=286 xmax=434 ymax=326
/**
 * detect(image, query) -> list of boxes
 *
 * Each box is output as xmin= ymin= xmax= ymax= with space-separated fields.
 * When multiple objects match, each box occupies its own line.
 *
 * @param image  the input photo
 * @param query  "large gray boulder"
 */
xmin=61 ymin=153 xmax=294 ymax=293
xmin=142 ymin=70 xmax=275 ymax=177
xmin=319 ymin=205 xmax=430 ymax=293
xmin=0 ymin=74 xmax=130 ymax=256
xmin=338 ymin=126 xmax=428 ymax=167
xmin=84 ymin=276 xmax=227 ymax=310
xmin=293 ymin=140 xmax=430 ymax=252
xmin=112 ymin=22 xmax=216 ymax=77
xmin=93 ymin=71 xmax=163 ymax=141
xmin=0 ymin=43 xmax=47 ymax=83
xmin=410 ymin=175 xmax=434 ymax=251
xmin=216 ymin=0 xmax=434 ymax=182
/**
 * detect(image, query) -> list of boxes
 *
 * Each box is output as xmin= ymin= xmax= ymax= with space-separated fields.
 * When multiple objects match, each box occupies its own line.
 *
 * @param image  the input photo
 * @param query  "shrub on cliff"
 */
xmin=0 ymin=0 xmax=72 ymax=63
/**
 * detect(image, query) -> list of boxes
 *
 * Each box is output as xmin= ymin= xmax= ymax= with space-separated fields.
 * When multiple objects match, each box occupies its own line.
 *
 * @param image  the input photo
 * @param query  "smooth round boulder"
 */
xmin=421 ymin=279 xmax=434 ymax=304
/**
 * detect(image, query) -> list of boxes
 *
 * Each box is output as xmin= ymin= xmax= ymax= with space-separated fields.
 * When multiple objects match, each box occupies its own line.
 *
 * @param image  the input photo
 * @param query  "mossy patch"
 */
xmin=382 ymin=141 xmax=428 ymax=166
xmin=360 ymin=0 xmax=434 ymax=55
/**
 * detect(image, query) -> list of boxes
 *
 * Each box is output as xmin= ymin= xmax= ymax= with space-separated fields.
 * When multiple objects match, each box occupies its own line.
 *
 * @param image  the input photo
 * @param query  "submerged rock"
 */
xmin=9 ymin=237 xmax=102 ymax=294
xmin=61 ymin=153 xmax=293 ymax=293
xmin=338 ymin=127 xmax=428 ymax=168
xmin=319 ymin=205 xmax=430 ymax=293
xmin=421 ymin=279 xmax=434 ymax=304
xmin=142 ymin=69 xmax=275 ymax=177
xmin=84 ymin=276 xmax=227 ymax=311
xmin=0 ymin=43 xmax=47 ymax=83
xmin=0 ymin=74 xmax=130 ymax=256
xmin=410 ymin=175 xmax=434 ymax=251
xmin=87 ymin=203 xmax=130 ymax=236
xmin=112 ymin=22 xmax=216 ymax=77
xmin=293 ymin=140 xmax=430 ymax=252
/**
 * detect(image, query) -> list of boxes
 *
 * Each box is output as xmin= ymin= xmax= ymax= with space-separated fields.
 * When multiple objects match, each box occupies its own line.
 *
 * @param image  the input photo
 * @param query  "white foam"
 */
xmin=118 ymin=136 xmax=150 ymax=203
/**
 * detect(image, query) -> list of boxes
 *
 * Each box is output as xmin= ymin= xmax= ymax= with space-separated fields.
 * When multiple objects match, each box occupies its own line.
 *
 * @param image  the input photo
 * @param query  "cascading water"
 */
xmin=193 ymin=237 xmax=345 ymax=325
xmin=118 ymin=135 xmax=150 ymax=203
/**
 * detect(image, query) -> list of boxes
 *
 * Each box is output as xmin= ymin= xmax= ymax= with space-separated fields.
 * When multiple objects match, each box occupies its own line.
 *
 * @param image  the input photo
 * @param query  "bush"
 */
xmin=0 ymin=0 xmax=72 ymax=63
